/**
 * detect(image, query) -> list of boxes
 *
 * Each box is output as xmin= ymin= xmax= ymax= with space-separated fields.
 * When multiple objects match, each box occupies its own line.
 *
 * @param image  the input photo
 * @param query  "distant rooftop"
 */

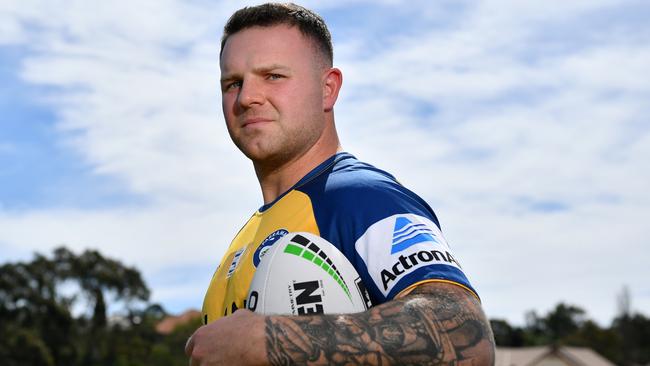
xmin=155 ymin=309 xmax=201 ymax=334
xmin=496 ymin=346 xmax=616 ymax=366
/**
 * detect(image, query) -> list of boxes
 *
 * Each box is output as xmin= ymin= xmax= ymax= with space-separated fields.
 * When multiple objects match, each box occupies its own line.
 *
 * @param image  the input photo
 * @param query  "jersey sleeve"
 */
xmin=353 ymin=211 xmax=477 ymax=302
xmin=303 ymin=167 xmax=478 ymax=305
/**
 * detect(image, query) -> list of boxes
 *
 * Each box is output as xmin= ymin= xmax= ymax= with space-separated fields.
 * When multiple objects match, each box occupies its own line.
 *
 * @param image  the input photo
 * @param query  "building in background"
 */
xmin=155 ymin=309 xmax=201 ymax=335
xmin=496 ymin=346 xmax=616 ymax=366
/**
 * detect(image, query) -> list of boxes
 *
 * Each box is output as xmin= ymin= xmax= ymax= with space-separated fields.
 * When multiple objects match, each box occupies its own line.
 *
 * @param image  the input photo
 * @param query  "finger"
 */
xmin=185 ymin=334 xmax=195 ymax=356
xmin=189 ymin=355 xmax=200 ymax=366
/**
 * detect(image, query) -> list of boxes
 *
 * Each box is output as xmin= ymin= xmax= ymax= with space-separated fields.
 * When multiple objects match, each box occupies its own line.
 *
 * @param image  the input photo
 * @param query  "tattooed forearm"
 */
xmin=265 ymin=282 xmax=495 ymax=365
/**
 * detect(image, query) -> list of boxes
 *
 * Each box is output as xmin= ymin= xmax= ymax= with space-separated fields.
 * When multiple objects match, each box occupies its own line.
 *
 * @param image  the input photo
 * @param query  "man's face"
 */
xmin=220 ymin=25 xmax=326 ymax=165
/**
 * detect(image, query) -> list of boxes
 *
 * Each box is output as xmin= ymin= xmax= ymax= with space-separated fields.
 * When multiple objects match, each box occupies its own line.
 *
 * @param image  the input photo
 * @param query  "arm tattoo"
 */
xmin=265 ymin=282 xmax=495 ymax=365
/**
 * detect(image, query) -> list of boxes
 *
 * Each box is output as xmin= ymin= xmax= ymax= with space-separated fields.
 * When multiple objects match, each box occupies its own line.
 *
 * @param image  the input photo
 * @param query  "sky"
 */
xmin=1 ymin=0 xmax=649 ymax=326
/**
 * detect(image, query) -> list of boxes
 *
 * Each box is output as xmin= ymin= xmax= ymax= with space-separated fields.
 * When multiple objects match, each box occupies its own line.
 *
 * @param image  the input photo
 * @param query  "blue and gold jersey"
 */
xmin=202 ymin=152 xmax=477 ymax=324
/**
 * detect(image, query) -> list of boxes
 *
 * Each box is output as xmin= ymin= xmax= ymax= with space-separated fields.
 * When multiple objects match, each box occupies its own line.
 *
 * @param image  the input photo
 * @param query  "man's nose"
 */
xmin=237 ymin=79 xmax=264 ymax=108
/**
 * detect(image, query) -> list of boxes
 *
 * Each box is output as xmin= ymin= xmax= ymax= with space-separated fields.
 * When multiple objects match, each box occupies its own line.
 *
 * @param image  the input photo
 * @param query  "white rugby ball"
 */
xmin=246 ymin=232 xmax=372 ymax=315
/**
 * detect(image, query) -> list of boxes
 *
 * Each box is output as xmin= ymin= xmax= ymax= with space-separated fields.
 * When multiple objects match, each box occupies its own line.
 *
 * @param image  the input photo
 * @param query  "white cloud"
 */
xmin=0 ymin=15 xmax=23 ymax=44
xmin=4 ymin=0 xmax=262 ymax=207
xmin=0 ymin=204 xmax=254 ymax=311
xmin=334 ymin=0 xmax=650 ymax=323
xmin=0 ymin=0 xmax=259 ymax=310
xmin=1 ymin=0 xmax=649 ymax=324
xmin=0 ymin=206 xmax=240 ymax=270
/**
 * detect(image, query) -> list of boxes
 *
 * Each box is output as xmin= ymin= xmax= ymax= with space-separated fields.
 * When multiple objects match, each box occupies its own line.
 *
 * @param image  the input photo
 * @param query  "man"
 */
xmin=186 ymin=3 xmax=495 ymax=365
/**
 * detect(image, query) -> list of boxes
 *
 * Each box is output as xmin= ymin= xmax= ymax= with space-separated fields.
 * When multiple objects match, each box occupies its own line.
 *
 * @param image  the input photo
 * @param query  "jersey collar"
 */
xmin=258 ymin=152 xmax=354 ymax=213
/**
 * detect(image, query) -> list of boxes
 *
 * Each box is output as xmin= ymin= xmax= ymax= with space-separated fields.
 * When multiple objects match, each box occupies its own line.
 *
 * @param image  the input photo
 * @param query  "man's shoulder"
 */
xmin=333 ymin=158 xmax=397 ymax=189
xmin=300 ymin=153 xmax=402 ymax=199
xmin=297 ymin=153 xmax=438 ymax=227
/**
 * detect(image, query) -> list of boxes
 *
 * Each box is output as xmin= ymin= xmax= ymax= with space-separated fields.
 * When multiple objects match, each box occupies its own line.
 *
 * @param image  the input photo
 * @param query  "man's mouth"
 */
xmin=242 ymin=118 xmax=273 ymax=128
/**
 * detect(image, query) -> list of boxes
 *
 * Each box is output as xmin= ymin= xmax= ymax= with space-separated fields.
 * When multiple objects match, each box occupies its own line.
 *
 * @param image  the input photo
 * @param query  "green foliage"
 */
xmin=612 ymin=313 xmax=650 ymax=366
xmin=0 ymin=325 xmax=54 ymax=366
xmin=492 ymin=302 xmax=650 ymax=366
xmin=565 ymin=320 xmax=621 ymax=364
xmin=4 ymin=246 xmax=648 ymax=365
xmin=0 ymin=247 xmax=200 ymax=366
xmin=490 ymin=318 xmax=525 ymax=347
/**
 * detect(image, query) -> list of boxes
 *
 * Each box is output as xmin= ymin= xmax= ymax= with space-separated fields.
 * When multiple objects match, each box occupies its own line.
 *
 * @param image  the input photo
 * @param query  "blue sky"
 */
xmin=1 ymin=0 xmax=649 ymax=325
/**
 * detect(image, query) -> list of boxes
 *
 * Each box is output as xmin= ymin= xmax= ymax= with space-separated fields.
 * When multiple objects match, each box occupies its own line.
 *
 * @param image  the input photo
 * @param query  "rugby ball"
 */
xmin=246 ymin=232 xmax=372 ymax=315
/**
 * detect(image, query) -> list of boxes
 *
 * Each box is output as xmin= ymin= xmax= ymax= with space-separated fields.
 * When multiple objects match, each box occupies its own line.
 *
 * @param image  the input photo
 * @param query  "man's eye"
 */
xmin=225 ymin=81 xmax=242 ymax=90
xmin=268 ymin=74 xmax=283 ymax=80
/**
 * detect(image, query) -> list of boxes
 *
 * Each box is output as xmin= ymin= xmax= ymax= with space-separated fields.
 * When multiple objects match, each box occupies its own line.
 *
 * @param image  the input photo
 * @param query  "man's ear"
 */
xmin=322 ymin=67 xmax=343 ymax=112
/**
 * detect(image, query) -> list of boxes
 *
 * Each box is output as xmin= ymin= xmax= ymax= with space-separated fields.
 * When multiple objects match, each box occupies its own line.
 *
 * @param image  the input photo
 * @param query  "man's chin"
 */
xmin=246 ymin=149 xmax=296 ymax=170
xmin=241 ymin=147 xmax=279 ymax=164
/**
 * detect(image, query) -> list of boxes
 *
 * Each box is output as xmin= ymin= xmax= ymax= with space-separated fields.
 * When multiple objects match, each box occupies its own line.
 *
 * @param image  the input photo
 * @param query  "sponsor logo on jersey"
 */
xmin=380 ymin=249 xmax=460 ymax=290
xmin=391 ymin=216 xmax=440 ymax=254
xmin=355 ymin=214 xmax=464 ymax=297
xmin=226 ymin=248 xmax=245 ymax=278
xmin=253 ymin=229 xmax=289 ymax=267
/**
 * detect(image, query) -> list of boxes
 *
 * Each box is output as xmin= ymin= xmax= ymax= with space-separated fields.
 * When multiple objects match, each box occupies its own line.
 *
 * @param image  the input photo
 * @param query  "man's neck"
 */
xmin=254 ymin=142 xmax=341 ymax=205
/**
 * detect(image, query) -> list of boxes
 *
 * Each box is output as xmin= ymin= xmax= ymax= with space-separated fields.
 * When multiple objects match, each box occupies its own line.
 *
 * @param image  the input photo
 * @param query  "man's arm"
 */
xmin=265 ymin=281 xmax=494 ymax=365
xmin=186 ymin=281 xmax=495 ymax=365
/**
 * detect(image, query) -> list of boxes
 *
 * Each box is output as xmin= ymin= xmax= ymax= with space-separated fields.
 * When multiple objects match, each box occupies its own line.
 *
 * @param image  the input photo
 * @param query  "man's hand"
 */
xmin=185 ymin=309 xmax=266 ymax=366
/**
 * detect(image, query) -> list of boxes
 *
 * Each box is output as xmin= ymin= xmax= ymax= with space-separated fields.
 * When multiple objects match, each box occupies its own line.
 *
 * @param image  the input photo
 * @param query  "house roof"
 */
xmin=496 ymin=346 xmax=549 ymax=366
xmin=155 ymin=309 xmax=201 ymax=334
xmin=495 ymin=346 xmax=616 ymax=366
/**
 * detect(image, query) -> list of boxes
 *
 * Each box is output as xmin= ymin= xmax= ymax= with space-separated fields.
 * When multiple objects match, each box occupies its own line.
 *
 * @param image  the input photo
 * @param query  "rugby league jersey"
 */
xmin=201 ymin=152 xmax=477 ymax=324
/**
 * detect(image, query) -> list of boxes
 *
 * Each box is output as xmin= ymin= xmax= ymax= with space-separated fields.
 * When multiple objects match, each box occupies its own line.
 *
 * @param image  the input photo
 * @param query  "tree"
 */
xmin=0 ymin=325 xmax=55 ymax=366
xmin=0 ymin=255 xmax=79 ymax=365
xmin=564 ymin=320 xmax=621 ymax=365
xmin=613 ymin=312 xmax=650 ymax=366
xmin=544 ymin=303 xmax=585 ymax=342
xmin=0 ymin=246 xmax=152 ymax=366
xmin=490 ymin=318 xmax=525 ymax=347
xmin=488 ymin=300 xmax=650 ymax=366
xmin=617 ymin=285 xmax=631 ymax=318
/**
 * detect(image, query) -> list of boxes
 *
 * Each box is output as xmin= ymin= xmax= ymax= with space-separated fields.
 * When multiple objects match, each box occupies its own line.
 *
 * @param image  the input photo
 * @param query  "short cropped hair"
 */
xmin=220 ymin=3 xmax=333 ymax=67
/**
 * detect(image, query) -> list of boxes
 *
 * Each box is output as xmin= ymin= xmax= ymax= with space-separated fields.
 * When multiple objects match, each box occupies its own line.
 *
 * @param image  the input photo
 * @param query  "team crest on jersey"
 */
xmin=355 ymin=214 xmax=463 ymax=297
xmin=253 ymin=229 xmax=289 ymax=267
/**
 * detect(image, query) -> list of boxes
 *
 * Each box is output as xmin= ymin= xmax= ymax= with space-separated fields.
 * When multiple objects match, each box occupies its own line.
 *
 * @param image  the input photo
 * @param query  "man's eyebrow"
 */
xmin=221 ymin=64 xmax=291 ymax=82
xmin=253 ymin=64 xmax=291 ymax=73
xmin=220 ymin=74 xmax=239 ymax=83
